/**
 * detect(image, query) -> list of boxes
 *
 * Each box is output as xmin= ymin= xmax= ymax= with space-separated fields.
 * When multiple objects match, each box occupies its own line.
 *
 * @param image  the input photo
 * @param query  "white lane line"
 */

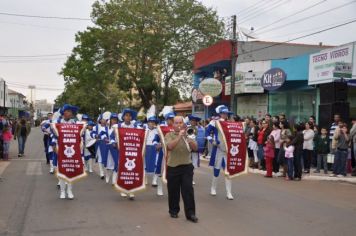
xmin=0 ymin=161 xmax=10 ymax=175
xmin=10 ymin=159 xmax=46 ymax=161
xmin=26 ymin=162 xmax=43 ymax=176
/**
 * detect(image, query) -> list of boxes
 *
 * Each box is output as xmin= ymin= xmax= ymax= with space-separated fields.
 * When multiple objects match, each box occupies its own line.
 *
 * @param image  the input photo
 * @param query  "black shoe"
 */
xmin=170 ymin=213 xmax=178 ymax=218
xmin=187 ymin=215 xmax=198 ymax=223
xmin=100 ymin=176 xmax=105 ymax=180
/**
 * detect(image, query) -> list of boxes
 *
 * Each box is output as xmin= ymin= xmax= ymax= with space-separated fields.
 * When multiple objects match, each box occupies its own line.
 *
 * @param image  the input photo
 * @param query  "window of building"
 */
xmin=268 ymin=90 xmax=316 ymax=123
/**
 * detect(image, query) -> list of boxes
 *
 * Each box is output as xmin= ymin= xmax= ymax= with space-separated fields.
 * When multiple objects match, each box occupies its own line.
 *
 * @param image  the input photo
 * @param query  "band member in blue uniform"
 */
xmin=54 ymin=104 xmax=79 ymax=200
xmin=106 ymin=113 xmax=119 ymax=185
xmin=41 ymin=112 xmax=53 ymax=165
xmin=118 ymin=108 xmax=139 ymax=200
xmin=144 ymin=114 xmax=163 ymax=196
xmin=152 ymin=108 xmax=175 ymax=189
xmin=91 ymin=113 xmax=110 ymax=179
xmin=83 ymin=120 xmax=96 ymax=173
xmin=206 ymin=105 xmax=234 ymax=200
xmin=187 ymin=115 xmax=205 ymax=185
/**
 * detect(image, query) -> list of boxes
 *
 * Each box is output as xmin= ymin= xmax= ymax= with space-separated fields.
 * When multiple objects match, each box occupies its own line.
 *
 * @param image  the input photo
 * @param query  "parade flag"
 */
xmin=157 ymin=125 xmax=175 ymax=183
xmin=216 ymin=121 xmax=248 ymax=178
xmin=114 ymin=127 xmax=147 ymax=194
xmin=54 ymin=123 xmax=87 ymax=182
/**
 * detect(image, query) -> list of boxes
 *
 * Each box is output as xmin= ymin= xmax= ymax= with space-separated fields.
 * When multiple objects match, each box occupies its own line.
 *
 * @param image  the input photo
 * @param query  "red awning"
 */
xmin=194 ymin=40 xmax=236 ymax=70
xmin=174 ymin=101 xmax=192 ymax=112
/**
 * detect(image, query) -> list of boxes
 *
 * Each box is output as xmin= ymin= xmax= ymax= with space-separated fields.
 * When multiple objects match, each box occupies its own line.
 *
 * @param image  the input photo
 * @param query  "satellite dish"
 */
xmin=239 ymin=26 xmax=258 ymax=39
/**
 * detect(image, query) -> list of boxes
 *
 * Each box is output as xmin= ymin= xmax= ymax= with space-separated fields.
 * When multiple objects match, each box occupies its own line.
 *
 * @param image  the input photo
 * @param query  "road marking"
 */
xmin=26 ymin=162 xmax=43 ymax=176
xmin=0 ymin=161 xmax=10 ymax=175
xmin=10 ymin=158 xmax=46 ymax=162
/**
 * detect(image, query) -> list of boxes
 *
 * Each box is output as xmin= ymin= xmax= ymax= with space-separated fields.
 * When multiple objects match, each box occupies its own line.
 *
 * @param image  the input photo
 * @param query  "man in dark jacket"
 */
xmin=291 ymin=123 xmax=304 ymax=180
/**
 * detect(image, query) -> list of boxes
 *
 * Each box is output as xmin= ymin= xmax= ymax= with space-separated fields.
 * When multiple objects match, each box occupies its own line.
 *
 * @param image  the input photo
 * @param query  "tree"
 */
xmin=58 ymin=0 xmax=224 ymax=111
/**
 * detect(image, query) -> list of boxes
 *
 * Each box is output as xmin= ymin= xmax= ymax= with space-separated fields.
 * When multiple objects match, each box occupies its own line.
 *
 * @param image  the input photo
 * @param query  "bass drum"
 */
xmin=86 ymin=139 xmax=97 ymax=156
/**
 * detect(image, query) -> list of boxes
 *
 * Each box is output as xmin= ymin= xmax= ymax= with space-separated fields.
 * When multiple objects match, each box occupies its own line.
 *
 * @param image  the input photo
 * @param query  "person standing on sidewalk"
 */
xmin=291 ymin=124 xmax=304 ymax=181
xmin=331 ymin=124 xmax=350 ymax=177
xmin=14 ymin=117 xmax=31 ymax=157
xmin=314 ymin=127 xmax=330 ymax=174
xmin=350 ymin=118 xmax=356 ymax=171
xmin=263 ymin=135 xmax=275 ymax=178
xmin=303 ymin=122 xmax=315 ymax=174
xmin=2 ymin=125 xmax=13 ymax=161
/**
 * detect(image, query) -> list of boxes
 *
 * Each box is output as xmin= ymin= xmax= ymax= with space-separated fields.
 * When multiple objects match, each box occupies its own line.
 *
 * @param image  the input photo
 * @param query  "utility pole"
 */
xmin=230 ymin=15 xmax=237 ymax=114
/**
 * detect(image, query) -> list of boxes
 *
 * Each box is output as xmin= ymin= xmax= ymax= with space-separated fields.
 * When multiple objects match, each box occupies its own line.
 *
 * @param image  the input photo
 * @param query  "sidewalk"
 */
xmin=200 ymin=156 xmax=356 ymax=184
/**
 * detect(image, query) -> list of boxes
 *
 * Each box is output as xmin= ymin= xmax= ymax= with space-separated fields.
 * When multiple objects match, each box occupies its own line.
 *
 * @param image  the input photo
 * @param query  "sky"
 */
xmin=0 ymin=0 xmax=355 ymax=103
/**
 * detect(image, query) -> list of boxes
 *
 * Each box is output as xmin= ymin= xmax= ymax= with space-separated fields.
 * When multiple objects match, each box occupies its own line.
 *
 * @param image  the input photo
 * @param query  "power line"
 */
xmin=240 ymin=0 xmax=291 ymax=24
xmin=258 ymin=0 xmax=356 ymax=35
xmin=254 ymin=0 xmax=327 ymax=32
xmin=266 ymin=17 xmax=356 ymax=40
xmin=237 ymin=0 xmax=271 ymax=17
xmin=239 ymin=0 xmax=285 ymax=21
xmin=239 ymin=18 xmax=356 ymax=56
xmin=0 ymin=53 xmax=69 ymax=58
xmin=0 ymin=20 xmax=79 ymax=31
xmin=0 ymin=12 xmax=91 ymax=21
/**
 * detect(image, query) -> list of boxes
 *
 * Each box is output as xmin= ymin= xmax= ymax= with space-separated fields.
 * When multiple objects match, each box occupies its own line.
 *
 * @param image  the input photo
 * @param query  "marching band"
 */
xmin=41 ymin=103 xmax=247 ymax=206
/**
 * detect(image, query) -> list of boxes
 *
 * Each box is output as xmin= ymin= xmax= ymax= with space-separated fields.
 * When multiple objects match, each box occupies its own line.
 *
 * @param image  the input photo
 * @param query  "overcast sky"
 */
xmin=0 ymin=0 xmax=355 ymax=103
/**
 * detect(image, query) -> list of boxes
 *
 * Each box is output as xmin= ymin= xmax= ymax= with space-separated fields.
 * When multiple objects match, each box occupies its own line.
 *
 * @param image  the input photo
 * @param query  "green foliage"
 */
xmin=57 ymin=0 xmax=224 ymax=114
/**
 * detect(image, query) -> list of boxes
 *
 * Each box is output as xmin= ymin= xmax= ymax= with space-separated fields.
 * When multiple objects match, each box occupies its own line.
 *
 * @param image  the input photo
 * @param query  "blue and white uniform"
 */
xmin=91 ymin=123 xmax=109 ymax=178
xmin=145 ymin=126 xmax=159 ymax=174
xmin=206 ymin=105 xmax=234 ymax=200
xmin=53 ymin=111 xmax=79 ymax=200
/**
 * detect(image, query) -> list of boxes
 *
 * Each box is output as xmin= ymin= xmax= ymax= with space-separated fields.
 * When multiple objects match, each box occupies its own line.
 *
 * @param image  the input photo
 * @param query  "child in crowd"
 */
xmin=2 ymin=125 xmax=13 ymax=161
xmin=314 ymin=127 xmax=329 ymax=174
xmin=264 ymin=135 xmax=275 ymax=178
xmin=284 ymin=135 xmax=295 ymax=180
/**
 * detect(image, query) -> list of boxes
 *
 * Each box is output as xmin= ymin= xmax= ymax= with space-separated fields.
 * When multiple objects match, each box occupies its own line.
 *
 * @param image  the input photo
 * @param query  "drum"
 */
xmin=86 ymin=139 xmax=97 ymax=156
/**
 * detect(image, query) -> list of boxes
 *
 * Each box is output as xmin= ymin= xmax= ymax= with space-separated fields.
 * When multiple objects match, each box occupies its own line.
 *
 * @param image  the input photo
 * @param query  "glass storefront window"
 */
xmin=269 ymin=90 xmax=316 ymax=123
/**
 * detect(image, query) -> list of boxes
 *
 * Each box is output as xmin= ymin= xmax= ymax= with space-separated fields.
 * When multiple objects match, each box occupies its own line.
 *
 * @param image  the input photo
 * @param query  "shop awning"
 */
xmin=194 ymin=40 xmax=236 ymax=71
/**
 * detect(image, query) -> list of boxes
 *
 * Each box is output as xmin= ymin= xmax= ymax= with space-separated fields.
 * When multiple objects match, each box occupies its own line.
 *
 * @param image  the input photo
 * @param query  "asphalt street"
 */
xmin=1 ymin=128 xmax=356 ymax=236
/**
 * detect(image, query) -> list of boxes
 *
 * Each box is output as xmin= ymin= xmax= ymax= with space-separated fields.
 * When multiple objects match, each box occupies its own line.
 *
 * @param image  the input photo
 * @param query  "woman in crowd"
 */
xmin=303 ymin=122 xmax=315 ymax=174
xmin=270 ymin=122 xmax=281 ymax=174
xmin=257 ymin=120 xmax=271 ymax=170
xmin=278 ymin=120 xmax=292 ymax=177
xmin=248 ymin=119 xmax=259 ymax=168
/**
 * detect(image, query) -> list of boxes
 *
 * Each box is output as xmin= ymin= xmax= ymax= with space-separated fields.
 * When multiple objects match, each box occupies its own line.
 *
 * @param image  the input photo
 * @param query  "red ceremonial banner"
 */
xmin=115 ymin=128 xmax=146 ymax=194
xmin=55 ymin=123 xmax=87 ymax=182
xmin=157 ymin=125 xmax=174 ymax=183
xmin=216 ymin=121 xmax=248 ymax=178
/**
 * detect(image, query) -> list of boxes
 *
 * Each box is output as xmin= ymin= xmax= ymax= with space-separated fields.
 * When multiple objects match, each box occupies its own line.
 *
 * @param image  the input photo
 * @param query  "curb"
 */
xmin=200 ymin=157 xmax=356 ymax=184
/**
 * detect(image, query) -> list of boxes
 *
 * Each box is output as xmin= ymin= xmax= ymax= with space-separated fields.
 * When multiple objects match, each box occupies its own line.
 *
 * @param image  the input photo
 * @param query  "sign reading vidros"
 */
xmin=309 ymin=43 xmax=355 ymax=85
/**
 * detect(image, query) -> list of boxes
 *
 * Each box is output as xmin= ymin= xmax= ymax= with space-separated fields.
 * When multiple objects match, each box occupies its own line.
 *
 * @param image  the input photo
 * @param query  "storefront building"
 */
xmin=192 ymin=40 xmax=332 ymax=120
xmin=233 ymin=54 xmax=315 ymax=122
xmin=308 ymin=42 xmax=356 ymax=128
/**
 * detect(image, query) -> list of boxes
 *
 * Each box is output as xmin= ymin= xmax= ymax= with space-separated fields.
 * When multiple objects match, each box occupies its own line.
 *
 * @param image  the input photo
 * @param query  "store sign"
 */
xmin=309 ymin=43 xmax=354 ymax=85
xmin=199 ymin=78 xmax=222 ymax=97
xmin=225 ymin=72 xmax=264 ymax=95
xmin=261 ymin=68 xmax=286 ymax=91
xmin=333 ymin=62 xmax=353 ymax=78
xmin=202 ymin=95 xmax=213 ymax=106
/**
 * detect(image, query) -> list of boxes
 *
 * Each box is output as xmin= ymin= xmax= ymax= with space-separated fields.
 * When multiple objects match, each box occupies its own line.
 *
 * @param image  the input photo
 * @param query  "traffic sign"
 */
xmin=202 ymin=95 xmax=213 ymax=106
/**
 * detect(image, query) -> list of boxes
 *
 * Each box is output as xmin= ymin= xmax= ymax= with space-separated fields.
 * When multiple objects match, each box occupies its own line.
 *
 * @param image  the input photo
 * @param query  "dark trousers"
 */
xmin=167 ymin=164 xmax=196 ymax=218
xmin=43 ymin=135 xmax=50 ymax=163
xmin=294 ymin=149 xmax=302 ymax=178
xmin=273 ymin=148 xmax=280 ymax=173
xmin=303 ymin=149 xmax=313 ymax=171
xmin=333 ymin=149 xmax=348 ymax=176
